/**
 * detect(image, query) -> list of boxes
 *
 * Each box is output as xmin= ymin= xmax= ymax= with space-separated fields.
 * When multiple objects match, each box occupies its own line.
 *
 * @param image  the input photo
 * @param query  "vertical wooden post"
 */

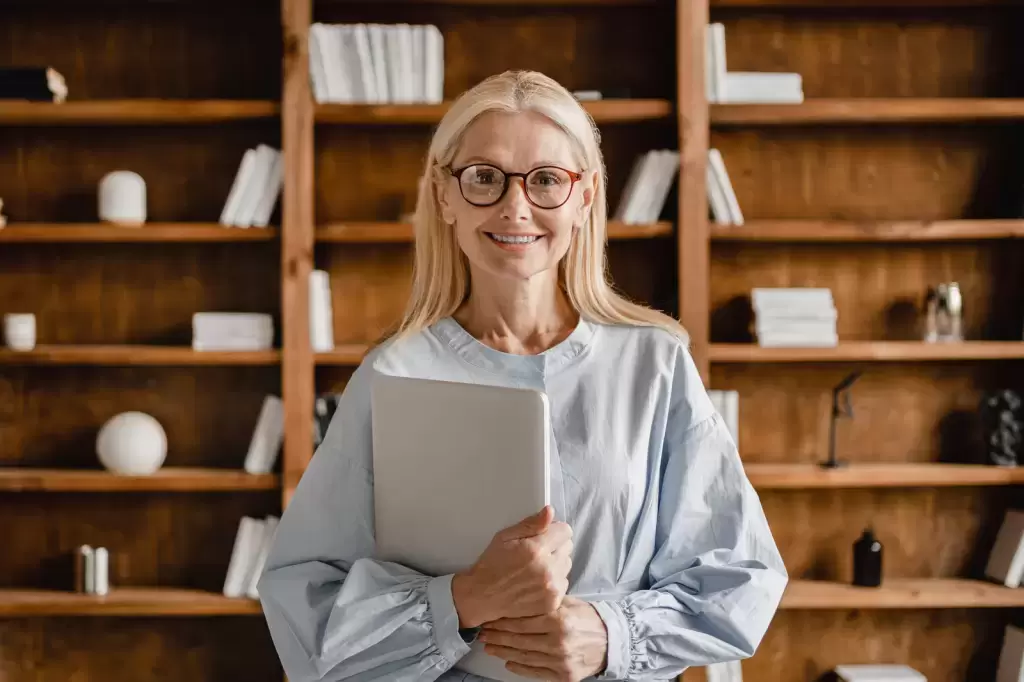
xmin=677 ymin=0 xmax=711 ymax=385
xmin=281 ymin=0 xmax=315 ymax=507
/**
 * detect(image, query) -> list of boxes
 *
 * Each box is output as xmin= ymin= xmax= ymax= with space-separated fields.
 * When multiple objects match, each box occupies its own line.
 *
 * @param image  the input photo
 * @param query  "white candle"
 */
xmin=3 ymin=313 xmax=36 ymax=351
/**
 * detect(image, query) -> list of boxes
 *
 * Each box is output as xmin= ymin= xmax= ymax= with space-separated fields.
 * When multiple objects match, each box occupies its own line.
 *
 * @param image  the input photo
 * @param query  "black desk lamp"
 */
xmin=822 ymin=370 xmax=862 ymax=469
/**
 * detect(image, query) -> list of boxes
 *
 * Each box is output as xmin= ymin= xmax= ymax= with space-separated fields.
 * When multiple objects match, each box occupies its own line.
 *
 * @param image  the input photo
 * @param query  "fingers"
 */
xmin=499 ymin=505 xmax=554 ymax=541
xmin=534 ymin=521 xmax=573 ymax=553
xmin=484 ymin=614 xmax=554 ymax=634
xmin=503 ymin=661 xmax=555 ymax=681
xmin=485 ymin=643 xmax=555 ymax=670
xmin=479 ymin=631 xmax=561 ymax=655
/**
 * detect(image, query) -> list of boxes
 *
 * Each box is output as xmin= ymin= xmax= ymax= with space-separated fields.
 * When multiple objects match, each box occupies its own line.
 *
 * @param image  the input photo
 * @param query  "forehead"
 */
xmin=454 ymin=110 xmax=576 ymax=169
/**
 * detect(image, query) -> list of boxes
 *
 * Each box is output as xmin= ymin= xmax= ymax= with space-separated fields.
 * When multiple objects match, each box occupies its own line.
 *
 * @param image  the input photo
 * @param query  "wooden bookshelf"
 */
xmin=315 ymin=344 xmax=372 ymax=366
xmin=711 ymin=98 xmax=1024 ymax=125
xmin=710 ymin=220 xmax=1024 ymax=243
xmin=0 ymin=223 xmax=277 ymax=243
xmin=0 ymin=588 xmax=263 ymax=617
xmin=709 ymin=342 xmax=1024 ymax=363
xmin=0 ymin=100 xmax=279 ymax=125
xmin=315 ymin=98 xmax=673 ymax=124
xmin=745 ymin=463 xmax=1024 ymax=489
xmin=315 ymin=220 xmax=673 ymax=243
xmin=780 ymin=579 xmax=1024 ymax=610
xmin=0 ymin=468 xmax=280 ymax=493
xmin=0 ymin=346 xmax=281 ymax=366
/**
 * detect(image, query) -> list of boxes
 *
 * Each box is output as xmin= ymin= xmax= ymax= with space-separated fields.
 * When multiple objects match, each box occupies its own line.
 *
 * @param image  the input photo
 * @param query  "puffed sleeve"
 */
xmin=591 ymin=346 xmax=788 ymax=680
xmin=256 ymin=360 xmax=474 ymax=681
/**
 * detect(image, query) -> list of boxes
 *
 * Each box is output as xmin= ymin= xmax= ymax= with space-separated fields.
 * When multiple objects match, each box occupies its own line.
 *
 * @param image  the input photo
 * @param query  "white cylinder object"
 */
xmin=98 ymin=171 xmax=147 ymax=226
xmin=93 ymin=547 xmax=109 ymax=596
xmin=96 ymin=411 xmax=168 ymax=475
xmin=3 ymin=313 xmax=36 ymax=351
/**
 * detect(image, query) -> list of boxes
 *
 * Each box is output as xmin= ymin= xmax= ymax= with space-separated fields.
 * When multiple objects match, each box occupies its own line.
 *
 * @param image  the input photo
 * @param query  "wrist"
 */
xmin=451 ymin=572 xmax=485 ymax=629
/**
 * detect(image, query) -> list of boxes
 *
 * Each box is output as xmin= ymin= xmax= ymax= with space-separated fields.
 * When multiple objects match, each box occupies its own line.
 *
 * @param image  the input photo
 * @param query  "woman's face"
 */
xmin=438 ymin=110 xmax=595 ymax=284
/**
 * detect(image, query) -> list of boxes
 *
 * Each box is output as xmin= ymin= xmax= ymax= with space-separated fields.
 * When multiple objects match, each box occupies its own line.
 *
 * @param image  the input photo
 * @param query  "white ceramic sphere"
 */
xmin=98 ymin=170 xmax=147 ymax=225
xmin=96 ymin=411 xmax=167 ymax=475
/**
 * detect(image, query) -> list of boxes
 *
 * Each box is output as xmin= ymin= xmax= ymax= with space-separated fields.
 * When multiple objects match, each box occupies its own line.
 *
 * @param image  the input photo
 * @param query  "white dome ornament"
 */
xmin=98 ymin=171 xmax=147 ymax=226
xmin=96 ymin=412 xmax=168 ymax=475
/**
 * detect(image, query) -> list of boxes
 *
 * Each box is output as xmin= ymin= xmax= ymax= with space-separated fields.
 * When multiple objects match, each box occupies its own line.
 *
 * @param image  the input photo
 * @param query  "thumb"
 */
xmin=501 ymin=505 xmax=553 ymax=540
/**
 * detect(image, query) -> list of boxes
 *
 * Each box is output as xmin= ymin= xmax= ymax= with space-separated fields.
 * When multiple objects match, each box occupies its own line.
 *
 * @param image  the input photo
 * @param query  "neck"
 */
xmin=454 ymin=269 xmax=578 ymax=355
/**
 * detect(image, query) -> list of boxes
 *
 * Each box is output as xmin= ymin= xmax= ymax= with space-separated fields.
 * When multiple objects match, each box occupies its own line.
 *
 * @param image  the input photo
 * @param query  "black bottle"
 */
xmin=853 ymin=528 xmax=883 ymax=587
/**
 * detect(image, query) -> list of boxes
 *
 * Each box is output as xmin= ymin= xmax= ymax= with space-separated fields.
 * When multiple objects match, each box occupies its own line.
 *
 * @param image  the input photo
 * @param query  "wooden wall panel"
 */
xmin=711 ymin=7 xmax=1024 ymax=98
xmin=0 ymin=5 xmax=280 ymax=99
xmin=0 ymin=617 xmax=280 ymax=682
xmin=0 ymin=366 xmax=278 ymax=469
xmin=0 ymin=125 xmax=280 ymax=223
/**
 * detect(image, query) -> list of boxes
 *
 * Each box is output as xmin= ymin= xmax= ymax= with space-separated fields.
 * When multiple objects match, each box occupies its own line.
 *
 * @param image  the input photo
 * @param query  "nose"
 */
xmin=498 ymin=177 xmax=531 ymax=221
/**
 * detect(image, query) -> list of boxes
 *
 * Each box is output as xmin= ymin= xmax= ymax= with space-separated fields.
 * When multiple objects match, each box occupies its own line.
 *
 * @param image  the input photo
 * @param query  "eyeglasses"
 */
xmin=446 ymin=163 xmax=583 ymax=209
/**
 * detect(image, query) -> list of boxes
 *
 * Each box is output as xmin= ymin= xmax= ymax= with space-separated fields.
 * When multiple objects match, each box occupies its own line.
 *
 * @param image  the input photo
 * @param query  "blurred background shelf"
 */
xmin=0 ymin=346 xmax=281 ymax=366
xmin=315 ymin=98 xmax=672 ymax=124
xmin=0 ymin=468 xmax=280 ymax=493
xmin=711 ymin=98 xmax=1024 ymax=126
xmin=315 ymin=220 xmax=673 ymax=243
xmin=0 ymin=588 xmax=263 ymax=617
xmin=745 ymin=463 xmax=1024 ymax=489
xmin=709 ymin=220 xmax=1024 ymax=243
xmin=780 ymin=579 xmax=1024 ymax=610
xmin=709 ymin=342 xmax=1024 ymax=363
xmin=0 ymin=100 xmax=280 ymax=125
xmin=0 ymin=223 xmax=277 ymax=243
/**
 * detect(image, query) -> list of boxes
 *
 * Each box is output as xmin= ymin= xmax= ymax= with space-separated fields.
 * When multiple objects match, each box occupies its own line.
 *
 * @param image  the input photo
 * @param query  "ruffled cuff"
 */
xmin=591 ymin=600 xmax=631 ymax=680
xmin=426 ymin=574 xmax=473 ymax=666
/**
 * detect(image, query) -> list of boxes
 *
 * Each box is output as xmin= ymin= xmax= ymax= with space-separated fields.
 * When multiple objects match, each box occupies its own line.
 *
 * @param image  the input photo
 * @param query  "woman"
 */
xmin=257 ymin=70 xmax=788 ymax=682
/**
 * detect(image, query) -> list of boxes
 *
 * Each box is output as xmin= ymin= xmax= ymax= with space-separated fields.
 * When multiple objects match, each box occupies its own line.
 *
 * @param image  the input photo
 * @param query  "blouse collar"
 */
xmin=430 ymin=315 xmax=597 ymax=380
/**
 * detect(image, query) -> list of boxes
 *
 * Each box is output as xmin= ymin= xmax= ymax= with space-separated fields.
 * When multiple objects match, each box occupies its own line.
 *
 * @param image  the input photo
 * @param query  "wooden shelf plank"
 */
xmin=326 ymin=0 xmax=662 ymax=4
xmin=710 ymin=341 xmax=1024 ymax=363
xmin=316 ymin=99 xmax=672 ymax=124
xmin=711 ymin=99 xmax=1024 ymax=126
xmin=316 ymin=220 xmax=673 ymax=243
xmin=0 ymin=468 xmax=279 ymax=492
xmin=0 ymin=346 xmax=280 ymax=366
xmin=0 ymin=588 xmax=262 ymax=617
xmin=781 ymin=579 xmax=1024 ymax=610
xmin=710 ymin=220 xmax=1024 ymax=243
xmin=746 ymin=463 xmax=1024 ymax=489
xmin=0 ymin=100 xmax=279 ymax=125
xmin=0 ymin=223 xmax=277 ymax=243
xmin=316 ymin=344 xmax=372 ymax=366
xmin=713 ymin=0 xmax=1022 ymax=6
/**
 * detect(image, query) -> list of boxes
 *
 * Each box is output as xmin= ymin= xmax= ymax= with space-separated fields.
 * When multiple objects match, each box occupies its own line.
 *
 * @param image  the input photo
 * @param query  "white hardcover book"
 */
xmin=219 ymin=148 xmax=257 ymax=227
xmin=319 ymin=24 xmax=345 ymax=103
xmin=310 ymin=269 xmax=336 ymax=352
xmin=752 ymin=287 xmax=835 ymax=313
xmin=252 ymin=148 xmax=283 ymax=228
xmin=385 ymin=25 xmax=405 ymax=104
xmin=705 ymin=663 xmax=728 ymax=682
xmin=329 ymin=24 xmax=355 ymax=103
xmin=706 ymin=154 xmax=732 ymax=225
xmin=367 ymin=24 xmax=391 ymax=103
xmin=307 ymin=24 xmax=331 ymax=103
xmin=708 ymin=148 xmax=743 ymax=225
xmin=612 ymin=154 xmax=647 ymax=222
xmin=986 ymin=509 xmax=1024 ymax=588
xmin=244 ymin=395 xmax=285 ymax=475
xmin=339 ymin=25 xmax=368 ymax=103
xmin=729 ymin=660 xmax=744 ymax=682
xmin=234 ymin=144 xmax=275 ymax=228
xmin=411 ymin=25 xmax=426 ymax=103
xmin=397 ymin=24 xmax=416 ymax=103
xmin=223 ymin=517 xmax=265 ymax=598
xmin=624 ymin=151 xmax=661 ymax=224
xmin=709 ymin=23 xmax=727 ymax=103
xmin=704 ymin=25 xmax=716 ymax=102
xmin=998 ymin=625 xmax=1024 ymax=682
xmin=640 ymin=150 xmax=673 ymax=223
xmin=647 ymin=150 xmax=680 ymax=223
xmin=425 ymin=24 xmax=444 ymax=104
xmin=722 ymin=72 xmax=803 ymax=104
xmin=352 ymin=24 xmax=378 ymax=103
xmin=246 ymin=516 xmax=280 ymax=599
xmin=835 ymin=664 xmax=926 ymax=682
xmin=725 ymin=391 xmax=739 ymax=447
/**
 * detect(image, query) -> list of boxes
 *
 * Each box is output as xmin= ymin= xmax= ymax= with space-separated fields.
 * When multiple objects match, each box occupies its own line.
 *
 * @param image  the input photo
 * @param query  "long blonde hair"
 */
xmin=391 ymin=70 xmax=688 ymax=346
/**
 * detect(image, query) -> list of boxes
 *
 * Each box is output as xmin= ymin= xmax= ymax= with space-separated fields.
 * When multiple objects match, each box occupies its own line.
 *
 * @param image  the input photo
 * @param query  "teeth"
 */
xmin=490 ymin=234 xmax=540 ymax=244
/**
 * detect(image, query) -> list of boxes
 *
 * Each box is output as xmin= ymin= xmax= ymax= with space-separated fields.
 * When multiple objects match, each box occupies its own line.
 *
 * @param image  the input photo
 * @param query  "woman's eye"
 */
xmin=531 ymin=172 xmax=562 ymax=186
xmin=471 ymin=169 xmax=499 ymax=184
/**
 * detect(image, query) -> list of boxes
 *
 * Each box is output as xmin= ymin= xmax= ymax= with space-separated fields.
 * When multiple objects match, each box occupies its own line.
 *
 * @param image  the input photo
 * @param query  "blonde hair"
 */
xmin=391 ymin=70 xmax=689 ymax=346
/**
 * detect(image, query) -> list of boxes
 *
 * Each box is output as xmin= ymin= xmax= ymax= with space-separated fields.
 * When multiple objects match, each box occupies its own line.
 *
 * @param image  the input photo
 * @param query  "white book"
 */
xmin=708 ymin=148 xmax=743 ymax=225
xmin=318 ymin=24 xmax=346 ymax=103
xmin=624 ymin=151 xmax=662 ymax=224
xmin=758 ymin=334 xmax=839 ymax=348
xmin=722 ymin=72 xmax=804 ymax=104
xmin=234 ymin=145 xmax=276 ymax=228
xmin=986 ymin=509 xmax=1024 ymax=588
xmin=244 ymin=395 xmax=285 ymax=475
xmin=219 ymin=148 xmax=257 ymax=227
xmin=998 ymin=625 xmax=1024 ymax=682
xmin=425 ymin=24 xmax=444 ymax=104
xmin=246 ymin=516 xmax=280 ymax=599
xmin=645 ymin=150 xmax=680 ymax=224
xmin=329 ymin=24 xmax=354 ymax=103
xmin=223 ymin=517 xmax=265 ymax=598
xmin=252 ymin=148 xmax=283 ymax=228
xmin=724 ymin=391 xmax=739 ymax=447
xmin=397 ymin=24 xmax=416 ymax=103
xmin=613 ymin=154 xmax=647 ymax=222
xmin=309 ymin=269 xmax=335 ymax=352
xmin=835 ymin=664 xmax=926 ymax=682
xmin=411 ymin=25 xmax=426 ymax=103
xmin=706 ymin=23 xmax=727 ymax=103
xmin=385 ymin=25 xmax=404 ymax=104
xmin=752 ymin=287 xmax=835 ymax=310
xmin=352 ymin=24 xmax=378 ymax=103
xmin=706 ymin=160 xmax=732 ymax=225
xmin=367 ymin=24 xmax=390 ymax=104
xmin=339 ymin=26 xmax=367 ymax=103
xmin=705 ymin=662 xmax=729 ymax=682
xmin=307 ymin=24 xmax=330 ymax=103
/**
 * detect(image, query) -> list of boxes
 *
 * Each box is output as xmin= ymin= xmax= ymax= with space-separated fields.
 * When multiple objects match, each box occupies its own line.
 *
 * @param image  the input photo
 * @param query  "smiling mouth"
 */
xmin=486 ymin=233 xmax=543 ymax=245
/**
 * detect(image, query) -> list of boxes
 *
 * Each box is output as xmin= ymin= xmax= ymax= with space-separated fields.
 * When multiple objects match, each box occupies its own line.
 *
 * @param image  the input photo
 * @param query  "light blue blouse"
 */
xmin=257 ymin=316 xmax=788 ymax=681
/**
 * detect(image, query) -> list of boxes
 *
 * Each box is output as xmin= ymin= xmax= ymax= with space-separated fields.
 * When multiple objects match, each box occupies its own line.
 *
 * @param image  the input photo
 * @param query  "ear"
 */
xmin=433 ymin=166 xmax=457 ymax=225
xmin=576 ymin=169 xmax=598 ymax=225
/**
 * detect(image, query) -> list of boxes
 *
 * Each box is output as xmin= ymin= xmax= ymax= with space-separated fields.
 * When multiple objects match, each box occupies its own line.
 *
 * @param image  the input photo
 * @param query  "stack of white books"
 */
xmin=706 ymin=23 xmax=804 ymax=104
xmin=192 ymin=312 xmax=274 ymax=351
xmin=243 ymin=395 xmax=284 ymax=475
xmin=834 ymin=665 xmax=926 ymax=682
xmin=310 ymin=270 xmax=335 ymax=352
xmin=220 ymin=144 xmax=283 ymax=228
xmin=706 ymin=661 xmax=743 ymax=682
xmin=707 ymin=148 xmax=743 ymax=226
xmin=998 ymin=624 xmax=1024 ymax=682
xmin=223 ymin=515 xmax=280 ymax=599
xmin=752 ymin=288 xmax=838 ymax=347
xmin=985 ymin=509 xmax=1024 ymax=588
xmin=707 ymin=390 xmax=739 ymax=447
xmin=309 ymin=23 xmax=444 ymax=104
xmin=613 ymin=149 xmax=680 ymax=225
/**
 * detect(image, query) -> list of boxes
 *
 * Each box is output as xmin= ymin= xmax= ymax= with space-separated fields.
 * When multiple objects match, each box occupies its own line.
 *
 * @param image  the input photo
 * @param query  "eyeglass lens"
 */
xmin=458 ymin=165 xmax=574 ymax=208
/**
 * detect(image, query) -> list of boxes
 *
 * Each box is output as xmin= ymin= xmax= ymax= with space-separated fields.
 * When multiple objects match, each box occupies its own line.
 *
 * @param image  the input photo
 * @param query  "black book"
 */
xmin=0 ymin=67 xmax=68 ymax=102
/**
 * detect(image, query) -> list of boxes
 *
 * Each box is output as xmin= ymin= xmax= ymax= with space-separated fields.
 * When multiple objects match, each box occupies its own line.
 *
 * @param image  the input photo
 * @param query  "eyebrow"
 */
xmin=457 ymin=156 xmax=572 ymax=169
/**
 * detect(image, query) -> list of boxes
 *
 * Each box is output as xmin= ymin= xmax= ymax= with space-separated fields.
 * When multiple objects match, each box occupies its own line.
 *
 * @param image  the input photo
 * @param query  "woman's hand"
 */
xmin=452 ymin=505 xmax=573 ymax=628
xmin=478 ymin=596 xmax=609 ymax=682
